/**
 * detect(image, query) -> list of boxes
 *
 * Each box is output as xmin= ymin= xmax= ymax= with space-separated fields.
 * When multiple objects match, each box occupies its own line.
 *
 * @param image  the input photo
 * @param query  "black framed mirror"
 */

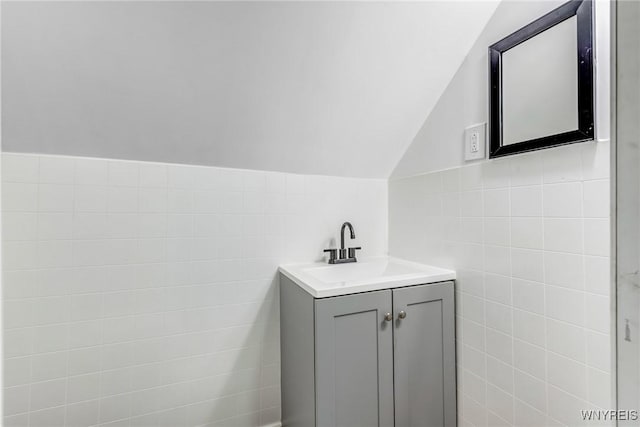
xmin=488 ymin=0 xmax=594 ymax=158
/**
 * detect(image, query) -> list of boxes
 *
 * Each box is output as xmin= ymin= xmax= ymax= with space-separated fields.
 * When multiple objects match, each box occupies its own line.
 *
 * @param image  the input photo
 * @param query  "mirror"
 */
xmin=489 ymin=0 xmax=594 ymax=158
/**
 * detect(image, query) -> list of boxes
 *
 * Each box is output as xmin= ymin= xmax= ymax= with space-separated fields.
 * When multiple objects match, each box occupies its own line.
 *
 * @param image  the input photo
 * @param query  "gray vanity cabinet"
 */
xmin=315 ymin=290 xmax=395 ymax=427
xmin=393 ymin=284 xmax=456 ymax=427
xmin=280 ymin=276 xmax=456 ymax=427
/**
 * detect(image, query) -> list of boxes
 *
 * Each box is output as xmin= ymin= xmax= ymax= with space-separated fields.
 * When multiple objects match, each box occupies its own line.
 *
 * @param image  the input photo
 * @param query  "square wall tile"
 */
xmin=543 ymin=182 xmax=582 ymax=218
xmin=510 ymin=186 xmax=542 ymax=217
xmin=2 ymin=153 xmax=39 ymax=183
xmin=387 ymin=146 xmax=611 ymax=427
xmin=3 ymin=153 xmax=389 ymax=427
xmin=76 ymin=157 xmax=109 ymax=185
xmin=39 ymin=156 xmax=75 ymax=184
xmin=583 ymin=179 xmax=609 ymax=218
xmin=108 ymin=161 xmax=139 ymax=186
xmin=544 ymin=218 xmax=583 ymax=254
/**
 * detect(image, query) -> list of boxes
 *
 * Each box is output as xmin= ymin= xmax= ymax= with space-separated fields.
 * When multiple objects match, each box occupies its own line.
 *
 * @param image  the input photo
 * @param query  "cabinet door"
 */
xmin=315 ymin=290 xmax=394 ymax=427
xmin=393 ymin=282 xmax=456 ymax=427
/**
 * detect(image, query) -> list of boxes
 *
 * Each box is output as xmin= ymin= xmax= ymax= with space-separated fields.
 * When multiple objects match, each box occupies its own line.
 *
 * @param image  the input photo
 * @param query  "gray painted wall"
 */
xmin=1 ymin=1 xmax=498 ymax=178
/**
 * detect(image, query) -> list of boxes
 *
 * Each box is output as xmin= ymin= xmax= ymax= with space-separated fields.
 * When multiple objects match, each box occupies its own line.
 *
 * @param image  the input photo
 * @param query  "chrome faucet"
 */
xmin=339 ymin=222 xmax=355 ymax=259
xmin=324 ymin=222 xmax=361 ymax=264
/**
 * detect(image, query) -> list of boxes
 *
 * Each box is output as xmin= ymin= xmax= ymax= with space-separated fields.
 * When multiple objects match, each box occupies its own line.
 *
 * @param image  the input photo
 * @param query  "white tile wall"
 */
xmin=1 ymin=153 xmax=388 ymax=427
xmin=389 ymin=141 xmax=612 ymax=427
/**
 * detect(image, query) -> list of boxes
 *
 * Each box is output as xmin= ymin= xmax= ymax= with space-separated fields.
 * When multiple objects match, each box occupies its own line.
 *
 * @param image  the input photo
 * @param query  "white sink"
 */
xmin=279 ymin=256 xmax=456 ymax=298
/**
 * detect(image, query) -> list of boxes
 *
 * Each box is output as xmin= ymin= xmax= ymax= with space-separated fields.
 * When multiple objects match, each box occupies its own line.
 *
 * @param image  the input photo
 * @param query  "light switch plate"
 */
xmin=464 ymin=123 xmax=486 ymax=161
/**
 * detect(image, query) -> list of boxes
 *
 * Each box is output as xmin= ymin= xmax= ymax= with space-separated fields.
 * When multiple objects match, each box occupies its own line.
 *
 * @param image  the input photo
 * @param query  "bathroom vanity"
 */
xmin=279 ymin=257 xmax=456 ymax=427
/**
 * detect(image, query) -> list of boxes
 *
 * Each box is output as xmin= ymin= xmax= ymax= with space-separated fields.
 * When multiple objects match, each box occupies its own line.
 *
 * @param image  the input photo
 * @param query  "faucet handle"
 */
xmin=348 ymin=247 xmax=362 ymax=260
xmin=323 ymin=249 xmax=338 ymax=264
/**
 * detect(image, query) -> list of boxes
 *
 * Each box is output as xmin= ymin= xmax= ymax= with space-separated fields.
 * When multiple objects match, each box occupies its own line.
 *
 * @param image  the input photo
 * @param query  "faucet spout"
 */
xmin=324 ymin=221 xmax=361 ymax=264
xmin=340 ymin=222 xmax=355 ymax=250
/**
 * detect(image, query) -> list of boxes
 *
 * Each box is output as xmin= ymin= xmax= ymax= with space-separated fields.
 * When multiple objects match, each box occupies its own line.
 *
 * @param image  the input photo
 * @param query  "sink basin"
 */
xmin=279 ymin=256 xmax=456 ymax=297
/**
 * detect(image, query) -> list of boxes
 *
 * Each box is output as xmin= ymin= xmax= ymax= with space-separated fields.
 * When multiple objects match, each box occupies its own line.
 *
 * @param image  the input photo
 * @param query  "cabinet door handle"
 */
xmin=384 ymin=313 xmax=393 ymax=322
xmin=398 ymin=310 xmax=407 ymax=320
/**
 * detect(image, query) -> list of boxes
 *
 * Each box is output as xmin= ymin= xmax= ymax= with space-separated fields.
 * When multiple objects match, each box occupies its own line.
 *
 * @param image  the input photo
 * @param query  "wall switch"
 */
xmin=464 ymin=123 xmax=486 ymax=161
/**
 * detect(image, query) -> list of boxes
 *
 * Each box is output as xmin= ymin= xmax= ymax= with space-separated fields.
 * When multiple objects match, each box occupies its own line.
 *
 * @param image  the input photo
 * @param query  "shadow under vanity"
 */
xmin=279 ymin=257 xmax=457 ymax=427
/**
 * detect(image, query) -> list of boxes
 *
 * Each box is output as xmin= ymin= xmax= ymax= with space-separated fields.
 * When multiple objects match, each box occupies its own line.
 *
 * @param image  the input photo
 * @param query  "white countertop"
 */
xmin=279 ymin=256 xmax=456 ymax=298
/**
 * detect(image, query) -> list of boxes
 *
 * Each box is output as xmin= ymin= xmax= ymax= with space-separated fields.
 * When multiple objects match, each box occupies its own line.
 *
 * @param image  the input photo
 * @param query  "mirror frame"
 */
xmin=488 ymin=0 xmax=594 ymax=158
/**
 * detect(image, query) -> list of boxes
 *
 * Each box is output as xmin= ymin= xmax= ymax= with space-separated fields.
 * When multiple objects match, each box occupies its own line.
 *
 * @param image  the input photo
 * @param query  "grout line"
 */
xmin=540 ymin=150 xmax=552 ymax=422
xmin=478 ymin=173 xmax=490 ymax=427
xmin=62 ymin=156 xmax=78 ymax=427
xmin=25 ymin=156 xmax=43 ymax=425
xmin=6 ymin=385 xmax=281 ymax=424
xmin=506 ymin=180 xmax=517 ymax=424
xmin=5 ymin=342 xmax=276 ymax=385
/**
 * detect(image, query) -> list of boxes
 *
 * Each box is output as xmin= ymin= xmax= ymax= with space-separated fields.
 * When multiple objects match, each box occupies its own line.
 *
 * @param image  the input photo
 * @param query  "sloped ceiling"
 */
xmin=2 ymin=1 xmax=499 ymax=178
xmin=390 ymin=0 xmax=597 ymax=179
